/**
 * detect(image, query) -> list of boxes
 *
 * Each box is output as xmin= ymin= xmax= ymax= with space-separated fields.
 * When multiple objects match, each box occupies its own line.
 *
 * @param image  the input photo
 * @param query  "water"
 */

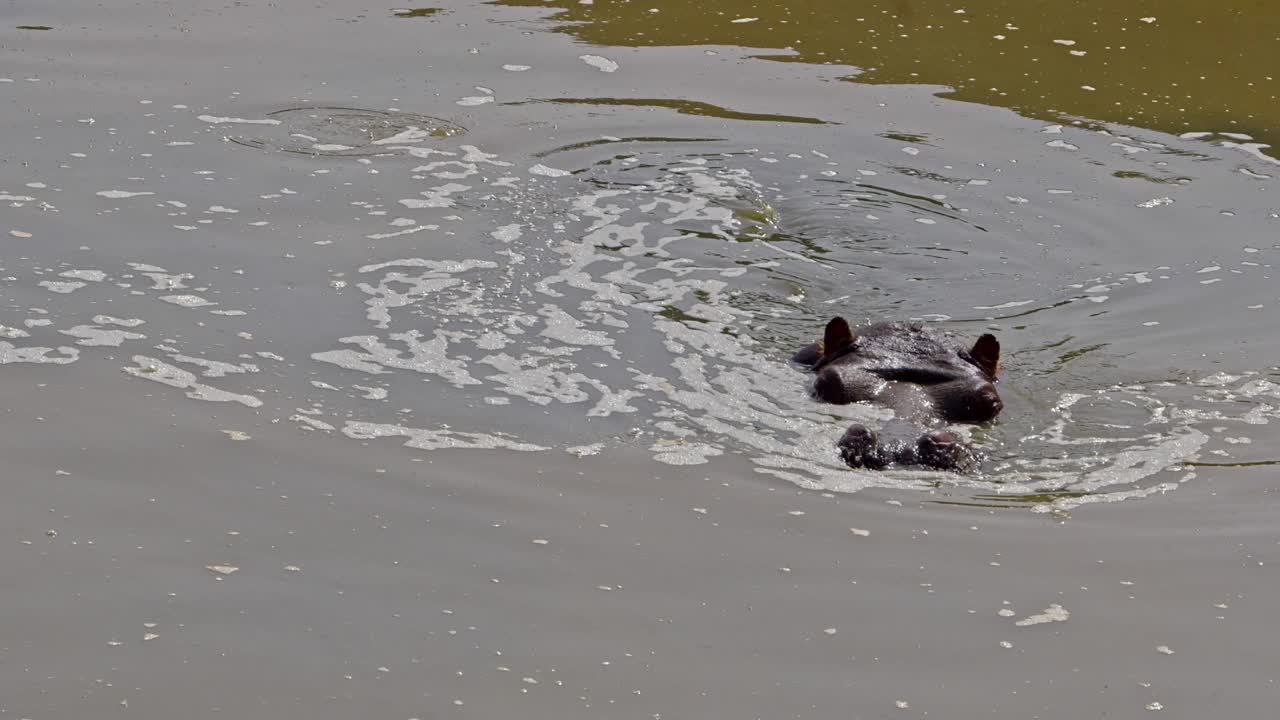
xmin=2 ymin=1 xmax=1279 ymax=717
xmin=498 ymin=0 xmax=1280 ymax=158
xmin=8 ymin=68 xmax=1274 ymax=509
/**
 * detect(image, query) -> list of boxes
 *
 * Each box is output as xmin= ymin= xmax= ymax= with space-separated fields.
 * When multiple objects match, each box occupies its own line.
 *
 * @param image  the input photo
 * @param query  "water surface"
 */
xmin=2 ymin=0 xmax=1278 ymax=717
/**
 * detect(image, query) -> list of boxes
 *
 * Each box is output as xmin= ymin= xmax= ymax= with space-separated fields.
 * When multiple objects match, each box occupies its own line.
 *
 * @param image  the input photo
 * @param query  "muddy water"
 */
xmin=2 ymin=0 xmax=1279 ymax=718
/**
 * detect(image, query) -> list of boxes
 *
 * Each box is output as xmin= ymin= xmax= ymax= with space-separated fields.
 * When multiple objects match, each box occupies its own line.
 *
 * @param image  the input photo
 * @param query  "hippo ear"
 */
xmin=821 ymin=317 xmax=856 ymax=359
xmin=970 ymin=334 xmax=1001 ymax=379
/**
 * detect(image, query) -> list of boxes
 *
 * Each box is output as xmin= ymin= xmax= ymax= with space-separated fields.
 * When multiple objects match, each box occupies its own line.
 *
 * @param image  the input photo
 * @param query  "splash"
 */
xmin=8 ymin=103 xmax=1276 ymax=512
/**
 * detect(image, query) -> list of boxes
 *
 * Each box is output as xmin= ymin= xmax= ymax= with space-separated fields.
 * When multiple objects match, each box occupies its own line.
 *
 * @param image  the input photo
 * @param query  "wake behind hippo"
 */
xmin=793 ymin=317 xmax=1003 ymax=472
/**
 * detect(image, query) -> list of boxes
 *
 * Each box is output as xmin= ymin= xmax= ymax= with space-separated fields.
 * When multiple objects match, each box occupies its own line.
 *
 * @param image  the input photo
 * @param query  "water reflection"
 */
xmin=496 ymin=0 xmax=1280 ymax=159
xmin=511 ymin=97 xmax=833 ymax=125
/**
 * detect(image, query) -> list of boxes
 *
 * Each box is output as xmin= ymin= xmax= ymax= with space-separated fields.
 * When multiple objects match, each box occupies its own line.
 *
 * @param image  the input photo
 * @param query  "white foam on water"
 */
xmin=60 ymin=269 xmax=107 ymax=282
xmin=1015 ymin=604 xmax=1070 ymax=626
xmin=59 ymin=325 xmax=146 ymax=347
xmin=197 ymin=115 xmax=282 ymax=125
xmin=139 ymin=270 xmax=193 ymax=289
xmin=39 ymin=280 xmax=87 ymax=294
xmin=490 ymin=224 xmax=523 ymax=242
xmin=371 ymin=127 xmax=433 ymax=145
xmin=159 ymin=294 xmax=215 ymax=307
xmin=313 ymin=331 xmax=481 ymax=387
xmin=168 ymin=354 xmax=258 ymax=378
xmin=529 ymin=164 xmax=571 ymax=177
xmin=400 ymin=183 xmax=470 ymax=208
xmin=578 ymin=54 xmax=619 ymax=73
xmin=123 ymin=356 xmax=263 ymax=407
xmin=0 ymin=342 xmax=79 ymax=364
xmin=354 ymin=385 xmax=389 ymax=400
xmin=96 ymin=190 xmax=155 ymax=199
xmin=342 ymin=421 xmax=546 ymax=452
xmin=92 ymin=315 xmax=145 ymax=327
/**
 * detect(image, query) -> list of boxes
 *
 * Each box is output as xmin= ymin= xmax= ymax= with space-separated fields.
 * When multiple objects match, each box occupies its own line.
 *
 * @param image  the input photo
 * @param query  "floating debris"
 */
xmin=1015 ymin=604 xmax=1070 ymax=626
xmin=566 ymin=443 xmax=604 ymax=457
xmin=578 ymin=54 xmax=619 ymax=73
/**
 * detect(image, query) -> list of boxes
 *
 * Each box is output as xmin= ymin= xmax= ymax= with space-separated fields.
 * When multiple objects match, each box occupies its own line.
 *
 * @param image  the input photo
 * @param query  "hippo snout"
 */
xmin=972 ymin=386 xmax=1003 ymax=422
xmin=929 ymin=381 xmax=1003 ymax=424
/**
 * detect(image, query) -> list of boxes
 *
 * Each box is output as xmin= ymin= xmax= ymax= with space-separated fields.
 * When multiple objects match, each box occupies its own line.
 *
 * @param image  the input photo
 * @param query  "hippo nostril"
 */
xmin=983 ymin=390 xmax=1004 ymax=419
xmin=962 ymin=387 xmax=1003 ymax=422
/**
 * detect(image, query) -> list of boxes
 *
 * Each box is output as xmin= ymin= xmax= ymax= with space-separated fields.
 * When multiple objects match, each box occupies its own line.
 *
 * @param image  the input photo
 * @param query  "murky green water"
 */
xmin=499 ymin=0 xmax=1280 ymax=157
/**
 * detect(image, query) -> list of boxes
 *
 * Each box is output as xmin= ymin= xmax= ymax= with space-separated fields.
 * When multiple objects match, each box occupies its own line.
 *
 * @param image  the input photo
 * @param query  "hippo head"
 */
xmin=797 ymin=317 xmax=1004 ymax=425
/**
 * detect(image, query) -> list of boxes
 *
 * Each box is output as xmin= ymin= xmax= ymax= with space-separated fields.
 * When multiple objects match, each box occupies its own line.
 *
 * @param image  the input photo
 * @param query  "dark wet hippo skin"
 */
xmin=792 ymin=317 xmax=1003 ymax=472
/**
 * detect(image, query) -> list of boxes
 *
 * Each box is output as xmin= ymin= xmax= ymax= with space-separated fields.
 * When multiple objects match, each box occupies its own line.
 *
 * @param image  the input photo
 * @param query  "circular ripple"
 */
xmin=229 ymin=106 xmax=465 ymax=156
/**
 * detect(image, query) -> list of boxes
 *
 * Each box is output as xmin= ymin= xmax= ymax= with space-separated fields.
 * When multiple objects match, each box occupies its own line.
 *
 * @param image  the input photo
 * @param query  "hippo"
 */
xmin=792 ymin=317 xmax=1003 ymax=472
